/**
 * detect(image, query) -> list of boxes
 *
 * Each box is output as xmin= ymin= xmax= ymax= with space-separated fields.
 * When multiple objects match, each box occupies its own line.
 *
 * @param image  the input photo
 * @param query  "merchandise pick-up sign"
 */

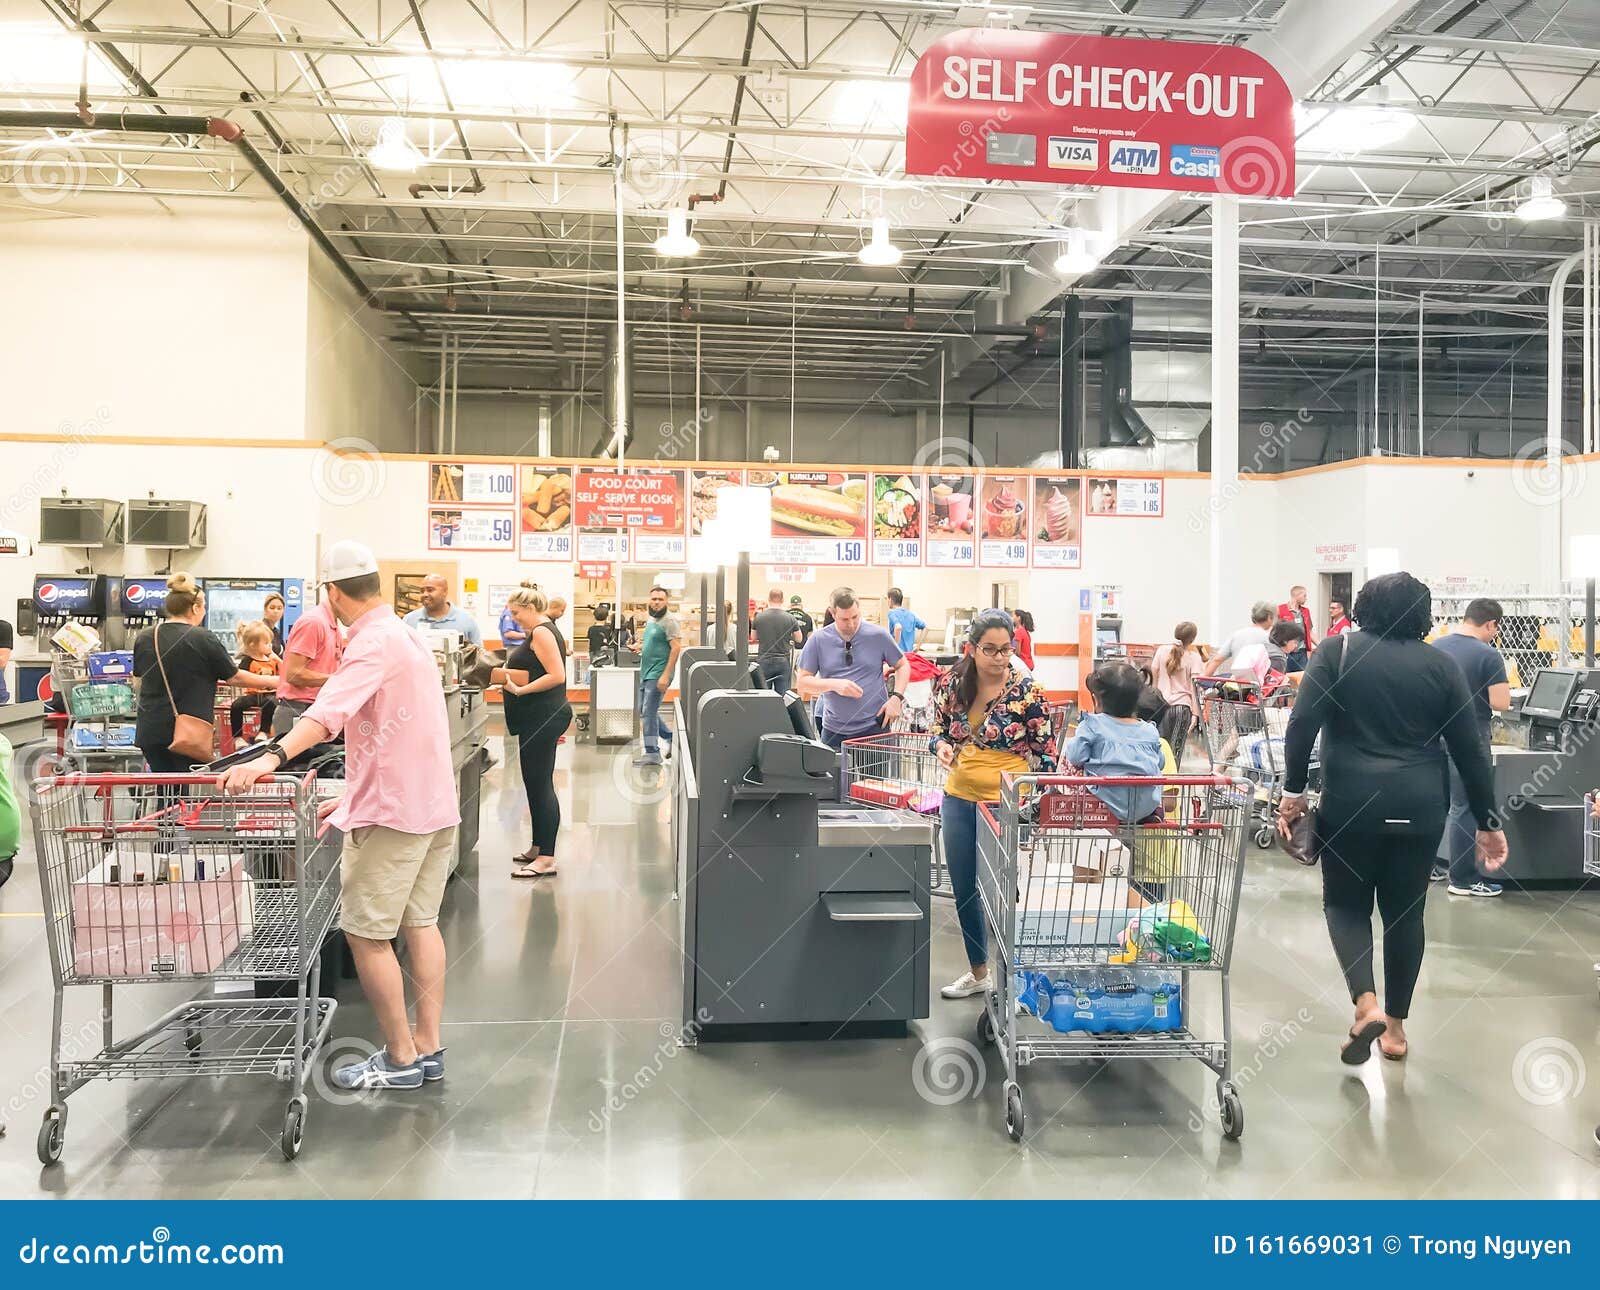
xmin=905 ymin=29 xmax=1295 ymax=198
xmin=573 ymin=470 xmax=682 ymax=530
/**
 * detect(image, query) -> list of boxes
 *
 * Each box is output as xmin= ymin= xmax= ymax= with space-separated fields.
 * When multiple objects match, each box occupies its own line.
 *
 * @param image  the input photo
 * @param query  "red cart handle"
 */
xmin=1011 ymin=773 xmax=1247 ymax=788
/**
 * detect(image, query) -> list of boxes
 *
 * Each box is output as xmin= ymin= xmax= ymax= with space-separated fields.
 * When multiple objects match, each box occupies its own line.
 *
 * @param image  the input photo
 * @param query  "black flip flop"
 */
xmin=1341 ymin=1019 xmax=1387 ymax=1066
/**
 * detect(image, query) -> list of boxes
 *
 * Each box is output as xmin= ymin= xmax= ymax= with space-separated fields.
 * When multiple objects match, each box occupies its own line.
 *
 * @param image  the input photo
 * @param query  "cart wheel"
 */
xmin=37 ymin=1108 xmax=65 ymax=1165
xmin=1220 ymin=1091 xmax=1244 ymax=1141
xmin=1004 ymin=1081 xmax=1025 ymax=1142
xmin=976 ymin=1007 xmax=996 ymax=1048
xmin=184 ymin=1026 xmax=203 ymax=1054
xmin=576 ymin=716 xmax=590 ymax=732
xmin=281 ymin=1096 xmax=307 ymax=1161
xmin=1253 ymin=826 xmax=1275 ymax=850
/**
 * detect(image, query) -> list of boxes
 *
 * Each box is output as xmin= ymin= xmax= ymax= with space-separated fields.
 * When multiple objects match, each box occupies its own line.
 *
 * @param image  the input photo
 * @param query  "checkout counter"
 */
xmin=1491 ymin=666 xmax=1600 ymax=881
xmin=672 ymin=647 xmax=934 ymax=1037
xmin=415 ymin=630 xmax=490 ymax=876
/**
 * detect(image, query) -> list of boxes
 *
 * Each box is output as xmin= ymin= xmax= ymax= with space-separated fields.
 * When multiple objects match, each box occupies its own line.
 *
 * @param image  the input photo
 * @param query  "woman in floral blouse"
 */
xmin=929 ymin=608 xmax=1058 ymax=1001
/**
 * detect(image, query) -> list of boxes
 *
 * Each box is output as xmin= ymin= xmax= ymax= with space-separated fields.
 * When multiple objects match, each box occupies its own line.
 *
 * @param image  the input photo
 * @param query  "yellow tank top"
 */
xmin=945 ymin=745 xmax=1031 ymax=803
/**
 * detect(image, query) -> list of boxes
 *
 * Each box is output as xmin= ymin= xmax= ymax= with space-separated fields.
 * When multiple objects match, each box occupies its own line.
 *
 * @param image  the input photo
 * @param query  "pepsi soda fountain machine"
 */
xmin=30 ymin=575 xmax=123 ymax=650
xmin=119 ymin=577 xmax=168 ymax=640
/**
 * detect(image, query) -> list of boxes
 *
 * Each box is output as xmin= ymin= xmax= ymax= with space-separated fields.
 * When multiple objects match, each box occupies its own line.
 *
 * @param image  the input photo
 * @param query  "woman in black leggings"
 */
xmin=1279 ymin=572 xmax=1506 ymax=1064
xmin=494 ymin=586 xmax=571 ymax=879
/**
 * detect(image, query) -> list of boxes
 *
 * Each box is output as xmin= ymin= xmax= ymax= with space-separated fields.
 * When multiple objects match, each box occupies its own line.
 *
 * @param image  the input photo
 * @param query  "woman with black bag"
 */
xmin=1277 ymin=572 xmax=1507 ymax=1065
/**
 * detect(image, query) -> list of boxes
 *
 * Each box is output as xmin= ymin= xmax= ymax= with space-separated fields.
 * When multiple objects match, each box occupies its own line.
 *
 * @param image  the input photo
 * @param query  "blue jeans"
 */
xmin=1439 ymin=754 xmax=1480 ymax=885
xmin=639 ymin=676 xmax=672 ymax=754
xmin=757 ymin=656 xmax=791 ymax=694
xmin=940 ymin=795 xmax=987 ymax=970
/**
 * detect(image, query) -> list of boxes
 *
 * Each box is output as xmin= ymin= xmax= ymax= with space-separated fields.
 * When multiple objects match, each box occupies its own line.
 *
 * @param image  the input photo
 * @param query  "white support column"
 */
xmin=1210 ymin=195 xmax=1240 ymax=644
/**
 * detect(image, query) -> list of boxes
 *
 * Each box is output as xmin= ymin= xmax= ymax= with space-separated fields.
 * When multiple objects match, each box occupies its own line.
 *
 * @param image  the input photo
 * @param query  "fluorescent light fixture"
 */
xmin=396 ymin=55 xmax=576 ymax=113
xmin=1296 ymin=91 xmax=1415 ymax=154
xmin=1051 ymin=229 xmax=1100 ymax=277
xmin=0 ymin=26 xmax=118 ymax=90
xmin=1571 ymin=535 xmax=1600 ymax=580
xmin=653 ymin=207 xmax=700 ymax=258
xmin=1367 ymin=547 xmax=1402 ymax=577
xmin=834 ymin=79 xmax=911 ymax=127
xmin=717 ymin=487 xmax=772 ymax=555
xmin=1516 ymin=175 xmax=1567 ymax=222
xmin=858 ymin=216 xmax=903 ymax=268
xmin=368 ymin=119 xmax=423 ymax=172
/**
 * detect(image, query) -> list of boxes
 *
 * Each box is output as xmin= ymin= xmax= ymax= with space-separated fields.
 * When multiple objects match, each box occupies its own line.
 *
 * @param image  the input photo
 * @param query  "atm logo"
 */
xmin=1170 ymin=144 xmax=1221 ymax=179
xmin=1046 ymin=137 xmax=1099 ymax=170
xmin=1108 ymin=142 xmax=1160 ymax=176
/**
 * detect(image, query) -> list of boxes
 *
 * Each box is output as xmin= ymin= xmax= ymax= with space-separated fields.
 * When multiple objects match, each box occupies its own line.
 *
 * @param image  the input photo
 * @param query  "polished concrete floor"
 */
xmin=4 ymin=735 xmax=1600 ymax=1199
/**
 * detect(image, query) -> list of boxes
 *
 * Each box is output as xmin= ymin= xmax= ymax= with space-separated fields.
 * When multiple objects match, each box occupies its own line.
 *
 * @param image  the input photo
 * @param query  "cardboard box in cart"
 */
xmin=71 ymin=864 xmax=249 ymax=978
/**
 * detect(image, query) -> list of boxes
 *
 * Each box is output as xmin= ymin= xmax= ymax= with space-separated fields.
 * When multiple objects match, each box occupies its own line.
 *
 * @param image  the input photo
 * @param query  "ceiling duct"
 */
xmin=1086 ymin=299 xmax=1208 ymax=472
xmin=592 ymin=322 xmax=633 ymax=459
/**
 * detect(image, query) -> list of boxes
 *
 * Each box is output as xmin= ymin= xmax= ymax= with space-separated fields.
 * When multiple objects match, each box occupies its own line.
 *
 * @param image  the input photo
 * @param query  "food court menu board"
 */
xmin=519 ymin=465 xmax=574 ymax=561
xmin=427 ymin=460 xmax=519 ymax=552
xmin=573 ymin=467 xmax=687 ymax=564
xmin=689 ymin=467 xmax=741 ymax=569
xmin=1087 ymin=476 xmax=1164 ymax=517
xmin=924 ymin=473 xmax=977 ymax=567
xmin=977 ymin=474 xmax=1030 ymax=568
xmin=870 ymin=473 xmax=923 ymax=567
xmin=756 ymin=469 xmax=869 ymax=566
xmin=1032 ymin=475 xmax=1083 ymax=569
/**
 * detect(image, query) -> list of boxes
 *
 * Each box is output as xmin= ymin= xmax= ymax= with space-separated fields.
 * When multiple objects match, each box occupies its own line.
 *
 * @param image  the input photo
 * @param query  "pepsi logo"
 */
xmin=126 ymin=583 xmax=148 ymax=604
xmin=36 ymin=582 xmax=59 ymax=603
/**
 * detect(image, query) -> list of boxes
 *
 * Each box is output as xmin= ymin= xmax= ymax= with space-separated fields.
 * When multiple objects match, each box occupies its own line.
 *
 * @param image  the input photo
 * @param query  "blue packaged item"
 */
xmin=1032 ymin=968 xmax=1182 ymax=1034
xmin=87 ymin=650 xmax=135 ymax=681
xmin=70 ymin=723 xmax=137 ymax=750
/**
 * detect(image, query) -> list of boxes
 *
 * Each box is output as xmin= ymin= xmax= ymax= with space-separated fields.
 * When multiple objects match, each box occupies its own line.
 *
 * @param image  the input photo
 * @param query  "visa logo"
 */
xmin=1046 ymin=137 xmax=1099 ymax=170
xmin=1169 ymin=144 xmax=1221 ymax=179
xmin=1108 ymin=142 xmax=1160 ymax=175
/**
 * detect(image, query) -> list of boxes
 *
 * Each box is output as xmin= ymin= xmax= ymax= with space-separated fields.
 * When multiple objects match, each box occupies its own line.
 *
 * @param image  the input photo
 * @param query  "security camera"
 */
xmin=1466 ymin=470 xmax=1476 ymax=479
xmin=762 ymin=445 xmax=781 ymax=463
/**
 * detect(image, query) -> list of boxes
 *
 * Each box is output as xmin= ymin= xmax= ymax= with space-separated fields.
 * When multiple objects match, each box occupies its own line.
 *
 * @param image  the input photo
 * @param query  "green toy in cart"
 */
xmin=1109 ymin=899 xmax=1212 ymax=964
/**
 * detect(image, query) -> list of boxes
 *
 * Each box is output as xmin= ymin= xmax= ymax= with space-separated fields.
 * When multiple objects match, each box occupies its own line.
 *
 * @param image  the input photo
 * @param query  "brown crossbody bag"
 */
xmin=155 ymin=622 xmax=217 ymax=763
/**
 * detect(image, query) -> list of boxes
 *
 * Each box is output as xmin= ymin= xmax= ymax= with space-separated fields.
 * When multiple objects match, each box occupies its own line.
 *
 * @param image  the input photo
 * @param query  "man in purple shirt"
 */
xmin=221 ymin=541 xmax=459 ymax=1091
xmin=795 ymin=588 xmax=910 ymax=750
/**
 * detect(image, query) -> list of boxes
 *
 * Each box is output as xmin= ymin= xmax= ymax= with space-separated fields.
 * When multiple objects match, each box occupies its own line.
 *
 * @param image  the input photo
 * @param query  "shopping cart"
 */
xmin=1195 ymin=678 xmax=1296 ymax=848
xmin=215 ymin=681 xmax=268 ymax=757
xmin=974 ymin=772 xmax=1251 ymax=1143
xmin=1047 ymin=700 xmax=1074 ymax=748
xmin=30 ymin=772 xmax=341 ymax=1164
xmin=843 ymin=732 xmax=950 ymax=895
xmin=1587 ymin=793 xmax=1600 ymax=1000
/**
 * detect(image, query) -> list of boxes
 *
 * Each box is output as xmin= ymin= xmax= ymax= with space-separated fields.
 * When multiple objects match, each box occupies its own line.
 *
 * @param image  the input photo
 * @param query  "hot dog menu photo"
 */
xmin=924 ymin=473 xmax=976 ymax=567
xmin=519 ymin=464 xmax=574 ymax=561
xmin=978 ymin=474 xmax=1031 ymax=568
xmin=1032 ymin=475 xmax=1083 ymax=568
xmin=760 ymin=470 xmax=868 ymax=565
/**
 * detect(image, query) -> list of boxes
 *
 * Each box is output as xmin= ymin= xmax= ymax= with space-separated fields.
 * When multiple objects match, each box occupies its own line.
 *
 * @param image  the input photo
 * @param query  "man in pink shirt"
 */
xmin=271 ymin=590 xmax=344 ymax=736
xmin=221 ymin=541 xmax=459 ymax=1091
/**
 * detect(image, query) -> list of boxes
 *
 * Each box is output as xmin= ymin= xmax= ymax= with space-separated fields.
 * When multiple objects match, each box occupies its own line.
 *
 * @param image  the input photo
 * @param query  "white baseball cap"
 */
xmin=320 ymin=539 xmax=379 ymax=583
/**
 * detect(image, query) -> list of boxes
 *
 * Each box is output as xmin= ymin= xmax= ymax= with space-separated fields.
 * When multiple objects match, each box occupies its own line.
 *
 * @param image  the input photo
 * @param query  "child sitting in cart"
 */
xmin=1065 ymin=663 xmax=1176 ymax=903
xmin=229 ymin=621 xmax=279 ymax=743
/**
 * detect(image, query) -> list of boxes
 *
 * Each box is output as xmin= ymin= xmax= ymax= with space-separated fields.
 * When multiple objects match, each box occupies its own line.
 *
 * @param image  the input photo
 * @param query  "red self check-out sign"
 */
xmin=905 ymin=29 xmax=1296 ymax=198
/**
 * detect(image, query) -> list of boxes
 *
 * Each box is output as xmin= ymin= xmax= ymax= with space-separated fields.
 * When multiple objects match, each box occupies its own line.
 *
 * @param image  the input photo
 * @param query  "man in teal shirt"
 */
xmin=635 ymin=586 xmax=682 ymax=767
xmin=886 ymin=588 xmax=925 ymax=655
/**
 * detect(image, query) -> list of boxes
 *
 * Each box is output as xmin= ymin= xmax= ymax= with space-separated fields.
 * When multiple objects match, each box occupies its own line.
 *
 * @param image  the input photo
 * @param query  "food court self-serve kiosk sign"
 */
xmin=905 ymin=29 xmax=1296 ymax=197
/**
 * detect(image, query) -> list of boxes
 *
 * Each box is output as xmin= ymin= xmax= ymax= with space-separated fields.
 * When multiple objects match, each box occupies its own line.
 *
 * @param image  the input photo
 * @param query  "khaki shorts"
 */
xmin=339 ymin=824 xmax=457 ymax=940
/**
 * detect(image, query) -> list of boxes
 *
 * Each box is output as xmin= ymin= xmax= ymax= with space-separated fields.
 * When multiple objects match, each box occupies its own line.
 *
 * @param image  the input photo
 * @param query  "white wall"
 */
xmin=303 ymin=254 xmax=420 ymax=453
xmin=0 ymin=200 xmax=312 ymax=441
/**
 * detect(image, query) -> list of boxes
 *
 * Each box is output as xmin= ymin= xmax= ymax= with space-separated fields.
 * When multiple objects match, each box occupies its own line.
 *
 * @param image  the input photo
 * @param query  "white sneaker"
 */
xmin=940 ymin=970 xmax=989 ymax=1000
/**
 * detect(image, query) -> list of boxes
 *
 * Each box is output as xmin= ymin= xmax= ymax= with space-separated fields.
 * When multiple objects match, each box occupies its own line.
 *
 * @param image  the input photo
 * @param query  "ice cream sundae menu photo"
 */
xmin=1032 ymin=475 xmax=1083 ymax=568
xmin=978 ymin=474 xmax=1032 ymax=568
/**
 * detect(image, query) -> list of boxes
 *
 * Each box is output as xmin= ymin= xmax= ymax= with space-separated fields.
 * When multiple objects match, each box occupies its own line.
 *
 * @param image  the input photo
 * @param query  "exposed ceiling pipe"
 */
xmin=404 ymin=0 xmax=485 ymax=198
xmin=716 ymin=7 xmax=761 ymax=206
xmin=0 ymin=109 xmax=377 ymax=310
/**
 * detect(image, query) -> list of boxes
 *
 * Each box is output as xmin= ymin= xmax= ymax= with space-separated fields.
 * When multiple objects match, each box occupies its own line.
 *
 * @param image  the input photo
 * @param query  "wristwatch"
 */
xmin=259 ymin=740 xmax=289 ymax=769
xmin=887 ymin=690 xmax=904 ymax=702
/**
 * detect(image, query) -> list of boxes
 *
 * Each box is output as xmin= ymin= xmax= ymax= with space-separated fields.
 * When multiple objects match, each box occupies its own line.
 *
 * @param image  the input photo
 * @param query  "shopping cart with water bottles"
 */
xmin=843 ymin=732 xmax=950 ymax=896
xmin=973 ymin=772 xmax=1252 ymax=1143
xmin=30 ymin=771 xmax=341 ymax=1164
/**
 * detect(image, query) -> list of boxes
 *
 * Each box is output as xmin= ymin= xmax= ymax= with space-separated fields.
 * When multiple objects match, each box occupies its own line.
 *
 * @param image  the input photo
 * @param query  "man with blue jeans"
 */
xmin=885 ymin=587 xmax=925 ymax=655
xmin=795 ymin=588 xmax=910 ymax=750
xmin=634 ymin=585 xmax=682 ymax=768
xmin=1432 ymin=598 xmax=1511 ymax=896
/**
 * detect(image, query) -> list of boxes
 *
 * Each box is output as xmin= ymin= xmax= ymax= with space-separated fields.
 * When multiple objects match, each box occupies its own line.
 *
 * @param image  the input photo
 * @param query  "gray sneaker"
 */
xmin=332 ymin=1049 xmax=424 ymax=1090
xmin=632 ymin=752 xmax=663 ymax=768
xmin=418 ymin=1047 xmax=446 ymax=1082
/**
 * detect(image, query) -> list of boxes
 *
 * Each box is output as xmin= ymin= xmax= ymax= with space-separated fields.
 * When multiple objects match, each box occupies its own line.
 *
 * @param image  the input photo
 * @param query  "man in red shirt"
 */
xmin=1325 ymin=596 xmax=1352 ymax=637
xmin=1279 ymin=585 xmax=1315 ymax=649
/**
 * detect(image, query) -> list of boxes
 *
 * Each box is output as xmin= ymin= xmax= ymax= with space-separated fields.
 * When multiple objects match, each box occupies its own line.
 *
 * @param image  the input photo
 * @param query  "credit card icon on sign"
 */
xmin=985 ymin=133 xmax=1037 ymax=167
xmin=1108 ymin=141 xmax=1161 ymax=175
xmin=1046 ymin=137 xmax=1099 ymax=170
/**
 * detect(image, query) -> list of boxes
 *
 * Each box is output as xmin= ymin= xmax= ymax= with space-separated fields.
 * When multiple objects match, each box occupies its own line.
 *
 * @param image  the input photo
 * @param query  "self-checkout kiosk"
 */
xmin=673 ymin=653 xmax=934 ymax=1038
xmin=1491 ymin=667 xmax=1600 ymax=880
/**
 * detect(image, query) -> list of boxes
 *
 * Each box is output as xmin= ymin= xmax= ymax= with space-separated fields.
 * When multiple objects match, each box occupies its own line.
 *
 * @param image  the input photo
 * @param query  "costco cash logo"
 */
xmin=1169 ymin=144 xmax=1221 ymax=179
